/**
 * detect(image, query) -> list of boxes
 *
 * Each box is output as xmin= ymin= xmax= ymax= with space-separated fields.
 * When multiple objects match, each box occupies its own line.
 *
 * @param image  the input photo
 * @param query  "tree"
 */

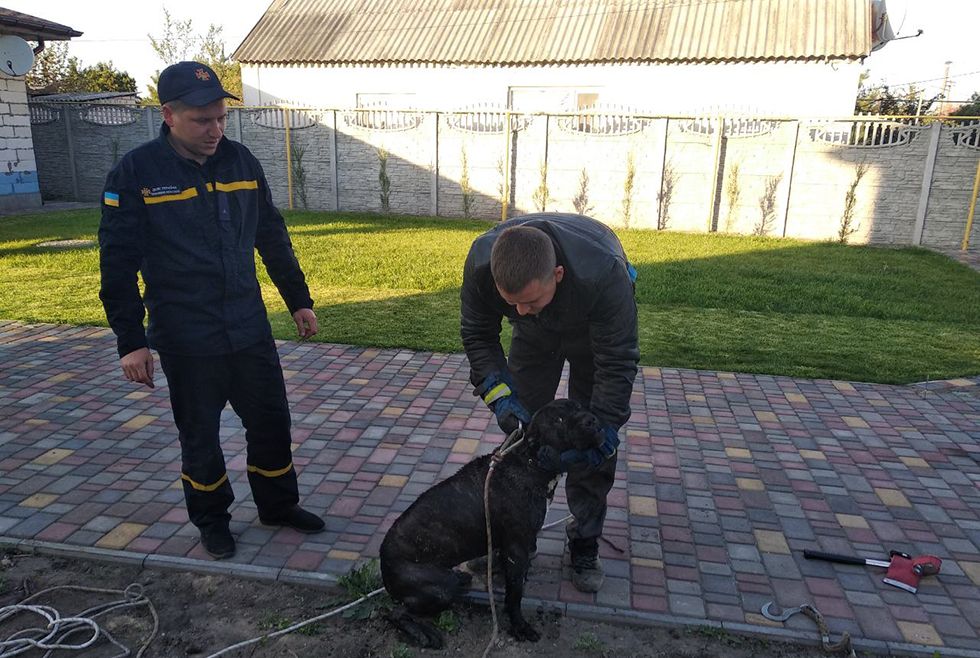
xmin=854 ymin=70 xmax=940 ymax=116
xmin=27 ymin=41 xmax=136 ymax=95
xmin=26 ymin=41 xmax=70 ymax=91
xmin=145 ymin=9 xmax=242 ymax=105
xmin=950 ymin=92 xmax=980 ymax=118
xmin=74 ymin=62 xmax=137 ymax=93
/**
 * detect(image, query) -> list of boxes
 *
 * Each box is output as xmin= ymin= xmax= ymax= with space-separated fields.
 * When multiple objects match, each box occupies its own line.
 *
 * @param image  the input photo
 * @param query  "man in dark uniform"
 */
xmin=460 ymin=212 xmax=639 ymax=592
xmin=99 ymin=61 xmax=324 ymax=560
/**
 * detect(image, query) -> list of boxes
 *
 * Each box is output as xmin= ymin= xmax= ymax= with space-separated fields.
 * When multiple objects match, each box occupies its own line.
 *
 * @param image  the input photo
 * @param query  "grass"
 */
xmin=1 ymin=208 xmax=978 ymax=384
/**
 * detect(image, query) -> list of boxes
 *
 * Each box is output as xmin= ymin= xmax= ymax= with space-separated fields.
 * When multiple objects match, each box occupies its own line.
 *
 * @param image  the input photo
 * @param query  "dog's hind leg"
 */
xmin=394 ymin=562 xmax=470 ymax=614
xmin=387 ymin=607 xmax=444 ymax=649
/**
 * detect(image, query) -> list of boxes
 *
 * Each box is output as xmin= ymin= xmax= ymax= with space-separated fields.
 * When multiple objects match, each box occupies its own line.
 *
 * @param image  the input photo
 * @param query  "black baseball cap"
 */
xmin=158 ymin=61 xmax=239 ymax=106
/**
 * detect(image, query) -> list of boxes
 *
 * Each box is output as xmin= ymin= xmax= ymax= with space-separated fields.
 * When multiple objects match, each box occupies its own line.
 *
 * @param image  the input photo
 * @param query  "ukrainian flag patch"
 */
xmin=104 ymin=191 xmax=120 ymax=207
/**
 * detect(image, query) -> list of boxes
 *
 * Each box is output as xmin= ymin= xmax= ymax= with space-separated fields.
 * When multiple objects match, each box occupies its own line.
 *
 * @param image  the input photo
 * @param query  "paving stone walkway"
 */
xmin=1 ymin=321 xmax=978 ymax=656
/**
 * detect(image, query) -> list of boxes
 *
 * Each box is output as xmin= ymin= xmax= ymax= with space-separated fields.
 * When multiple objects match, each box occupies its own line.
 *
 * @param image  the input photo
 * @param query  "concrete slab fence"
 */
xmin=26 ymin=103 xmax=980 ymax=252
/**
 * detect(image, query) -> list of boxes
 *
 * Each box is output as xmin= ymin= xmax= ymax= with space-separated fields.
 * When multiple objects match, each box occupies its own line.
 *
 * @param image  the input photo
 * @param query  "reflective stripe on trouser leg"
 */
xmin=228 ymin=337 xmax=300 ymax=514
xmin=180 ymin=466 xmax=234 ymax=529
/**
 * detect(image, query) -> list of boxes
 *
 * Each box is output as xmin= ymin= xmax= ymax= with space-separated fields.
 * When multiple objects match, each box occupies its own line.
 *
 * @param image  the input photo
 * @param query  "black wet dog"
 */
xmin=379 ymin=399 xmax=602 ymax=647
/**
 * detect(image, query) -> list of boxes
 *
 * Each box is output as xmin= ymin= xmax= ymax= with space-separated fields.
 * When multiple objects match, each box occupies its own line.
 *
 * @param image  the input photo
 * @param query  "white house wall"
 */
xmin=241 ymin=61 xmax=863 ymax=117
xmin=0 ymin=73 xmax=41 ymax=212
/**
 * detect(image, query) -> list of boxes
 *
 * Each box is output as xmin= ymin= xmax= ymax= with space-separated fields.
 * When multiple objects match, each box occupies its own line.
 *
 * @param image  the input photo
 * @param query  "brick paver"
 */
xmin=1 ymin=320 xmax=979 ymax=654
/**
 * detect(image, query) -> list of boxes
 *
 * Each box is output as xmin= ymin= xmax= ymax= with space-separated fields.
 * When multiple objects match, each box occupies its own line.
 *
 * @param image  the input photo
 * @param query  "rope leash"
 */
xmin=0 ymin=583 xmax=158 ymax=658
xmin=800 ymin=604 xmax=857 ymax=658
xmin=480 ymin=427 xmax=526 ymax=658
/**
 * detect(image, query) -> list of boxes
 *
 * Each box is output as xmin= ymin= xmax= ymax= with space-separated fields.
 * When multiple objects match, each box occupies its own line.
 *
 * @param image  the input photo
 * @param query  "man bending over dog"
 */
xmin=460 ymin=212 xmax=640 ymax=592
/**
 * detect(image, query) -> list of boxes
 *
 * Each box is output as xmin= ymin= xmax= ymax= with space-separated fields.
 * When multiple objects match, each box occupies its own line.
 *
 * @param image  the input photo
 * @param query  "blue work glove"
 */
xmin=536 ymin=424 xmax=620 ymax=473
xmin=584 ymin=425 xmax=620 ymax=468
xmin=477 ymin=372 xmax=531 ymax=435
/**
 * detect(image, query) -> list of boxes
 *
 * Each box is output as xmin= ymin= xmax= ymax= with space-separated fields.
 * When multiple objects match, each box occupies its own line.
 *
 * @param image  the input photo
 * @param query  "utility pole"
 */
xmin=940 ymin=61 xmax=953 ymax=115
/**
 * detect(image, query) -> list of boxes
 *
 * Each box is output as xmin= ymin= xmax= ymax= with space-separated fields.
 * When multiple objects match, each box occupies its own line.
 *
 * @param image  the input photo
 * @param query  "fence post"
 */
xmin=431 ymin=111 xmax=439 ymax=216
xmin=542 ymin=114 xmax=550 ymax=212
xmin=655 ymin=118 xmax=669 ymax=229
xmin=284 ymin=108 xmax=294 ymax=210
xmin=236 ymin=107 xmax=244 ymax=145
xmin=912 ymin=122 xmax=942 ymax=246
xmin=501 ymin=111 xmax=511 ymax=222
xmin=145 ymin=107 xmax=155 ymax=141
xmin=329 ymin=110 xmax=339 ymax=211
xmin=962 ymin=158 xmax=980 ymax=250
xmin=62 ymin=107 xmax=80 ymax=202
xmin=780 ymin=120 xmax=801 ymax=237
xmin=707 ymin=116 xmax=723 ymax=231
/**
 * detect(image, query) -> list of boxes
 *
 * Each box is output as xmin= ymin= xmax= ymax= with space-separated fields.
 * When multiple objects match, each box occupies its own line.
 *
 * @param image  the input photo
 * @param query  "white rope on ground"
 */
xmin=204 ymin=588 xmax=385 ymax=658
xmin=0 ymin=583 xmax=158 ymax=658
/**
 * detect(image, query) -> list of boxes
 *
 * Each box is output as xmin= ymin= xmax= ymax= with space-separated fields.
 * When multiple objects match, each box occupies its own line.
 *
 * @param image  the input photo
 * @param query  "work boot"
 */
xmin=200 ymin=523 xmax=236 ymax=560
xmin=571 ymin=552 xmax=604 ymax=592
xmin=259 ymin=505 xmax=325 ymax=534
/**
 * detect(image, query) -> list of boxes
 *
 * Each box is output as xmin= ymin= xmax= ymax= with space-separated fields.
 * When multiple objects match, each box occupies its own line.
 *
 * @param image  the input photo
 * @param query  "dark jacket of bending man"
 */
xmin=460 ymin=212 xmax=640 ymax=592
xmin=98 ymin=61 xmax=324 ymax=561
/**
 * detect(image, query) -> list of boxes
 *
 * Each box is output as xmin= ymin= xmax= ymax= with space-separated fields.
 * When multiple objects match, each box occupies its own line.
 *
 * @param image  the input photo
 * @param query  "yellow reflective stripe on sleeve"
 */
xmin=143 ymin=187 xmax=199 ymax=205
xmin=181 ymin=472 xmax=229 ymax=492
xmin=205 ymin=183 xmax=214 ymax=192
xmin=214 ymin=180 xmax=259 ymax=193
xmin=247 ymin=462 xmax=294 ymax=478
xmin=482 ymin=382 xmax=511 ymax=405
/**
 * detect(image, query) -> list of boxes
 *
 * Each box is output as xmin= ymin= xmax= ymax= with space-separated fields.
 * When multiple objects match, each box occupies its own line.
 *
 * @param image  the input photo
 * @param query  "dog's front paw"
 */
xmin=508 ymin=619 xmax=541 ymax=642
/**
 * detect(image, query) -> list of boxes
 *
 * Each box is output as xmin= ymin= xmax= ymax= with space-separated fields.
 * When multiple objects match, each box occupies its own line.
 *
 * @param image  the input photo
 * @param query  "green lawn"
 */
xmin=1 ymin=208 xmax=978 ymax=384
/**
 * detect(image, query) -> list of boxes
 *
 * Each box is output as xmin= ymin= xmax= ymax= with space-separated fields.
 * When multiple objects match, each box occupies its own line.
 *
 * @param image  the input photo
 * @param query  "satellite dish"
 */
xmin=0 ymin=35 xmax=35 ymax=77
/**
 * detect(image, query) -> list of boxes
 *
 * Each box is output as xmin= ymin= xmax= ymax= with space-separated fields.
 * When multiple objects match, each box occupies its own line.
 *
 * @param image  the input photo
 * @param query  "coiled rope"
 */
xmin=0 ymin=582 xmax=158 ymax=658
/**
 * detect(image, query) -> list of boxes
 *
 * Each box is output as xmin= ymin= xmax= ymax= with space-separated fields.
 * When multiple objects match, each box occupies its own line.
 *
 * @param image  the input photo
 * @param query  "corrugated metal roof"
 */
xmin=0 ymin=8 xmax=83 ymax=41
xmin=233 ymin=0 xmax=873 ymax=66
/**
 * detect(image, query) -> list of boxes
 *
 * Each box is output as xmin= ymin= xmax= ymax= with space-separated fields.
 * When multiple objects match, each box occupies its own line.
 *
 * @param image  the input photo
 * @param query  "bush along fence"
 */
xmin=27 ymin=102 xmax=980 ymax=252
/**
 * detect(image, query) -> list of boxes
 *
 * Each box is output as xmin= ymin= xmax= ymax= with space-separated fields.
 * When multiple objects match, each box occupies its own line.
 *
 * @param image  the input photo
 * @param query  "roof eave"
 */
xmin=238 ymin=55 xmax=866 ymax=67
xmin=0 ymin=12 xmax=83 ymax=41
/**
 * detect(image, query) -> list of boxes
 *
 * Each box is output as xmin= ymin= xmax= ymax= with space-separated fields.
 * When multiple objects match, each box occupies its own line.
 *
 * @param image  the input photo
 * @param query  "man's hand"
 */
xmin=491 ymin=395 xmax=531 ymax=435
xmin=120 ymin=347 xmax=155 ymax=388
xmin=477 ymin=372 xmax=531 ymax=435
xmin=292 ymin=308 xmax=318 ymax=339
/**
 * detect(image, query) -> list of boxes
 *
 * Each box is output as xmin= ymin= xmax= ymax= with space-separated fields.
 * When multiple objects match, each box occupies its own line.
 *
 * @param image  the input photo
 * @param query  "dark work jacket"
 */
xmin=460 ymin=213 xmax=639 ymax=429
xmin=98 ymin=123 xmax=313 ymax=357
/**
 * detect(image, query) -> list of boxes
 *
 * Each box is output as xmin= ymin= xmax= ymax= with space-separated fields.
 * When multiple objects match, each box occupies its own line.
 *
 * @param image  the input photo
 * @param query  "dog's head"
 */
xmin=524 ymin=399 xmax=603 ymax=473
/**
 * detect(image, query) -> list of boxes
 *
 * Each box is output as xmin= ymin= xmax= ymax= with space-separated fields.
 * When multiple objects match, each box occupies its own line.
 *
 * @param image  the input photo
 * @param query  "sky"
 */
xmin=12 ymin=0 xmax=980 ymax=104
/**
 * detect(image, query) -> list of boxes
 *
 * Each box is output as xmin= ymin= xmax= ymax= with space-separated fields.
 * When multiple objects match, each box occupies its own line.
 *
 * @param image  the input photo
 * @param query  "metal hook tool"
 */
xmin=761 ymin=601 xmax=810 ymax=622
